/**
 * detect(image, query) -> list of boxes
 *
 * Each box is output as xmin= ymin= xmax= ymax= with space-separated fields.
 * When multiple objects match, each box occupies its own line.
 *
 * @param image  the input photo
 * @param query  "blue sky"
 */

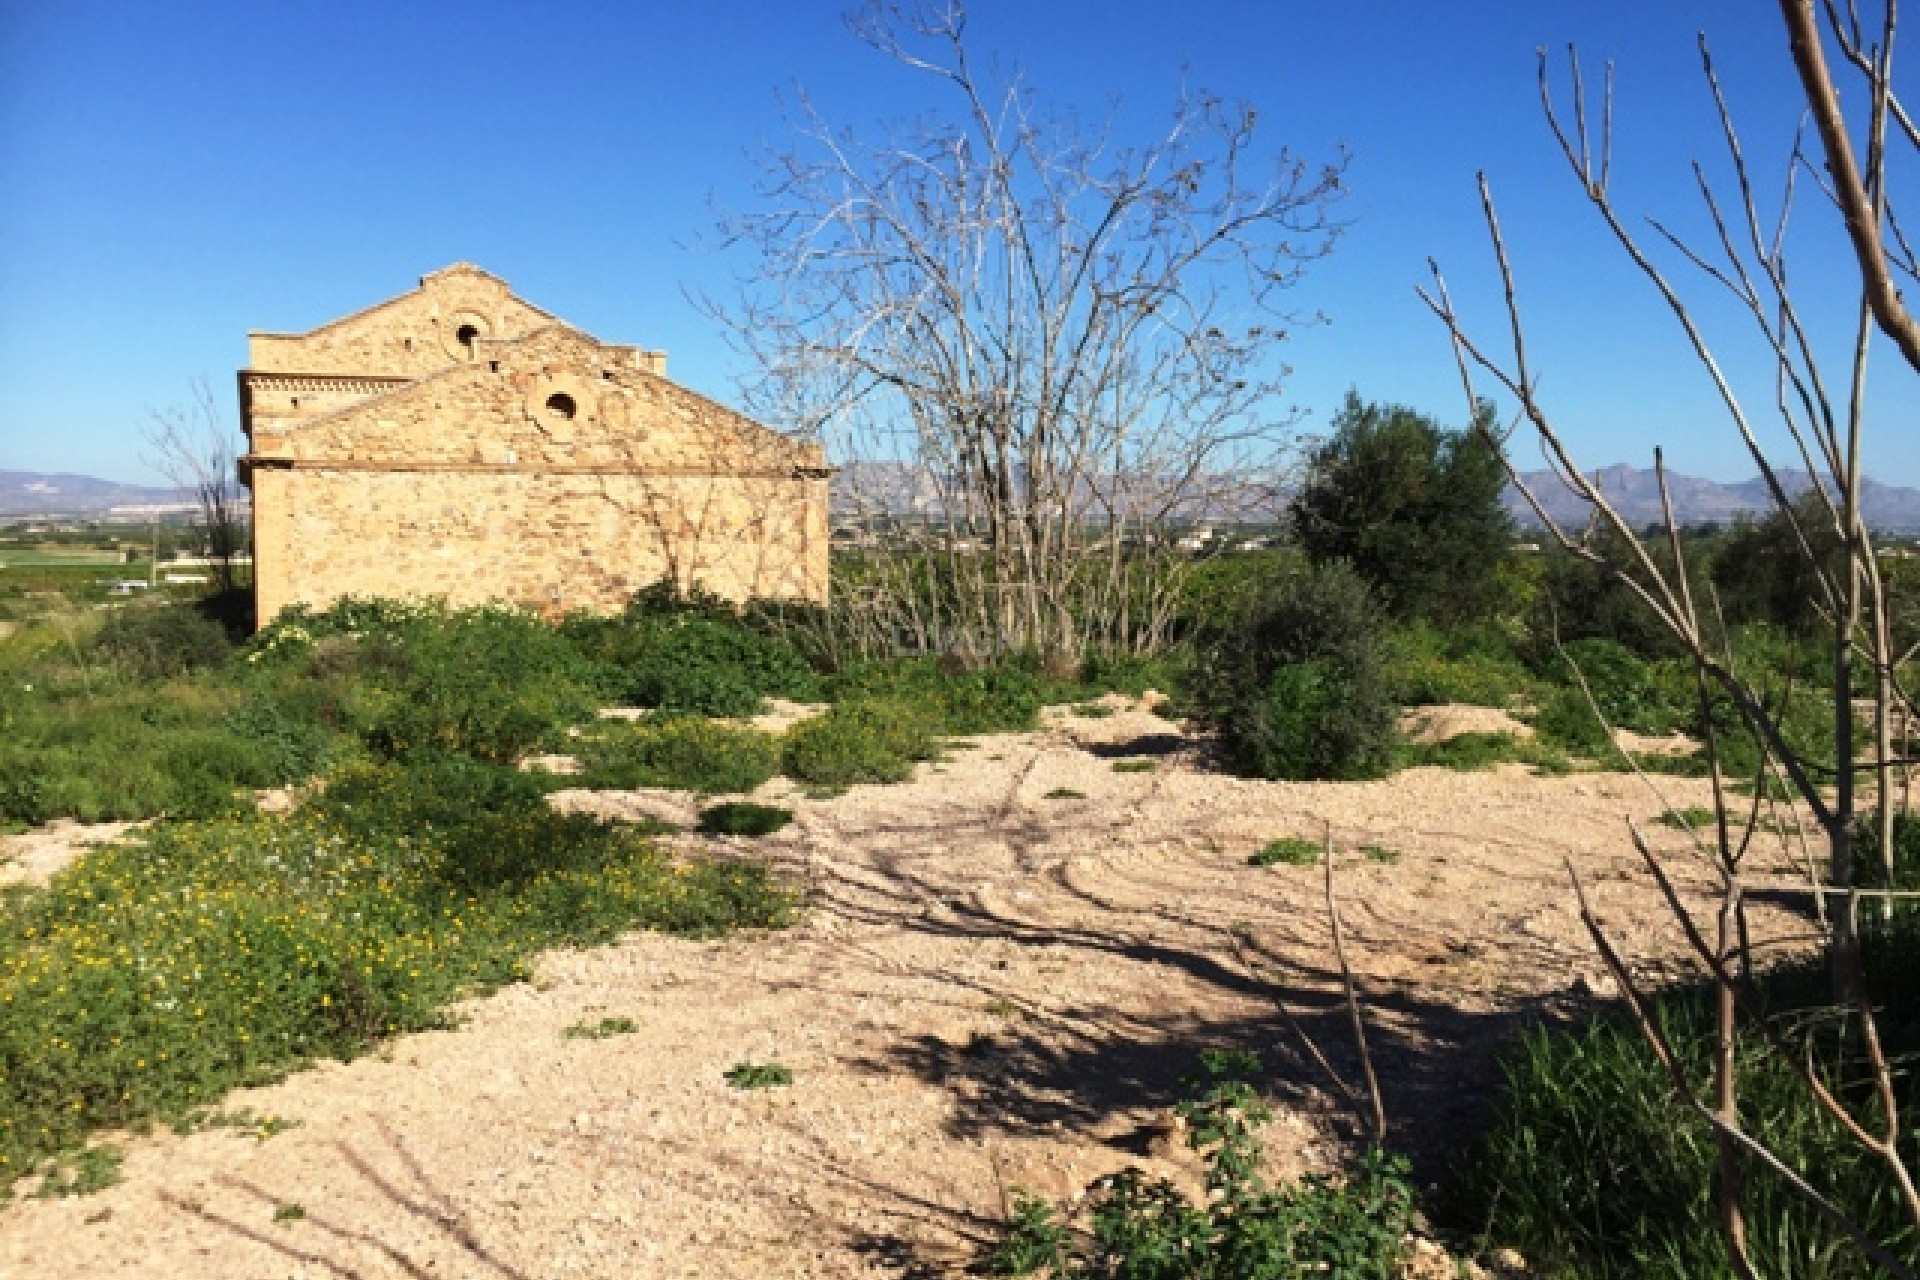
xmin=2 ymin=0 xmax=1913 ymax=486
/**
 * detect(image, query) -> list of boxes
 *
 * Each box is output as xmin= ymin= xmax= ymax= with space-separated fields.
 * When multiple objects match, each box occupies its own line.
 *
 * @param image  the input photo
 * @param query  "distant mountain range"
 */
xmin=1506 ymin=465 xmax=1920 ymax=533
xmin=832 ymin=459 xmax=1920 ymax=532
xmin=0 ymin=471 xmax=198 ymax=517
xmin=9 ymin=462 xmax=1918 ymax=531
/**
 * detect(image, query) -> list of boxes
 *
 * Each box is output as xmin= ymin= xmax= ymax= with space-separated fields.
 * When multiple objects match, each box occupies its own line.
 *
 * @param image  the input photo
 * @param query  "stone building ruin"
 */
xmin=238 ymin=264 xmax=829 ymax=627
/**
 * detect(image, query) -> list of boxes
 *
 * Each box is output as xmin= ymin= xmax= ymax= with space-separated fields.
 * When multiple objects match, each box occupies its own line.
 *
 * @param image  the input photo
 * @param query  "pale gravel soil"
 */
xmin=0 ymin=702 xmax=1815 ymax=1279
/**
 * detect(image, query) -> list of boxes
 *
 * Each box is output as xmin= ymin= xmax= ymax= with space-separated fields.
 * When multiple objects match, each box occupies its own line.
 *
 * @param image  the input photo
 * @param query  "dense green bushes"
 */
xmin=0 ymin=756 xmax=793 ymax=1183
xmin=1383 ymin=620 xmax=1539 ymax=709
xmin=1193 ymin=562 xmax=1400 ymax=781
xmin=570 ymin=717 xmax=782 ymax=794
xmin=0 ymin=682 xmax=324 ymax=824
xmin=253 ymin=600 xmax=601 ymax=764
xmin=91 ymin=603 xmax=235 ymax=679
xmin=560 ymin=586 xmax=819 ymax=716
xmin=783 ymin=697 xmax=942 ymax=788
xmin=822 ymin=658 xmax=1050 ymax=734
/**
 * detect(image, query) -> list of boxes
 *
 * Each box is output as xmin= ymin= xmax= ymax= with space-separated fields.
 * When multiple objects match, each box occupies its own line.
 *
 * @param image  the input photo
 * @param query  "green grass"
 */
xmin=1250 ymin=837 xmax=1322 ymax=867
xmin=724 ymin=1060 xmax=792 ymax=1090
xmin=1360 ymin=843 xmax=1399 ymax=864
xmin=0 ymin=755 xmax=792 ymax=1188
xmin=272 ymin=1202 xmax=305 ymax=1224
xmin=1041 ymin=787 xmax=1085 ymax=800
xmin=1657 ymin=805 xmax=1724 ymax=831
xmin=1454 ymin=923 xmax=1920 ymax=1276
xmin=0 ymin=550 xmax=128 ymax=568
xmin=168 ymin=1106 xmax=297 ymax=1140
xmin=1394 ymin=731 xmax=1573 ymax=776
xmin=30 ymin=1144 xmax=123 ymax=1198
xmin=1111 ymin=759 xmax=1156 ymax=773
xmin=563 ymin=1016 xmax=638 ymax=1040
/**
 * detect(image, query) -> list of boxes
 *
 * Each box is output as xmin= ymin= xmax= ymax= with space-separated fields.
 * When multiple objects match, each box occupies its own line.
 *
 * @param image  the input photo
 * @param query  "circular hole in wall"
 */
xmin=455 ymin=324 xmax=480 ymax=355
xmin=546 ymin=392 xmax=578 ymax=421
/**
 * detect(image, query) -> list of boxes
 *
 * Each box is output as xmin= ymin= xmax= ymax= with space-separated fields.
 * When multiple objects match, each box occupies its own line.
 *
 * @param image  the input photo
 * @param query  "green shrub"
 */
xmin=724 ymin=1061 xmax=793 ymax=1090
xmin=0 ymin=757 xmax=792 ymax=1183
xmin=563 ymin=589 xmax=820 ymax=717
xmin=573 ymin=717 xmax=782 ymax=794
xmin=250 ymin=599 xmax=601 ymax=765
xmin=986 ymin=1050 xmax=1415 ymax=1278
xmin=822 ymin=659 xmax=1046 ymax=734
xmin=782 ymin=697 xmax=940 ymax=788
xmin=1250 ymin=837 xmax=1321 ymax=867
xmin=0 ymin=680 xmax=333 ymax=825
xmin=1455 ymin=928 xmax=1920 ymax=1277
xmin=93 ymin=604 xmax=233 ymax=679
xmin=1193 ymin=563 xmax=1399 ymax=782
xmin=221 ymin=695 xmax=332 ymax=785
xmin=697 ymin=801 xmax=793 ymax=837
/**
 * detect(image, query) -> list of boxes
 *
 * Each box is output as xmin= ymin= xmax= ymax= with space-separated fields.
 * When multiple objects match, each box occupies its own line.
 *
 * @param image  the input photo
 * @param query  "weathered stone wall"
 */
xmin=252 ymin=469 xmax=827 ymax=621
xmin=243 ymin=271 xmax=827 ymax=626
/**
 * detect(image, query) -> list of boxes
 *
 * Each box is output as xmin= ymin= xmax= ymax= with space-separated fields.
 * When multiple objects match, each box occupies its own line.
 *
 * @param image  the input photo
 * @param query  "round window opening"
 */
xmin=455 ymin=323 xmax=480 ymax=355
xmin=546 ymin=392 xmax=578 ymax=421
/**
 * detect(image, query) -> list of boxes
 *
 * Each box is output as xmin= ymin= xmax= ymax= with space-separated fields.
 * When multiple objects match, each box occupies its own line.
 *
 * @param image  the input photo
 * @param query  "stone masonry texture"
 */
xmin=239 ymin=265 xmax=829 ymax=627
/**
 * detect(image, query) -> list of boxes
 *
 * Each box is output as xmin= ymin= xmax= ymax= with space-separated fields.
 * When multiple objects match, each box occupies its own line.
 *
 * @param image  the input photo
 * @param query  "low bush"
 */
xmin=1454 ymin=926 xmax=1920 ymax=1277
xmin=985 ymin=1050 xmax=1415 ymax=1278
xmin=92 ymin=603 xmax=234 ymax=680
xmin=697 ymin=801 xmax=793 ymax=837
xmin=822 ymin=658 xmax=1047 ymax=734
xmin=1250 ymin=837 xmax=1321 ymax=867
xmin=0 ymin=682 xmax=331 ymax=826
xmin=1192 ymin=563 xmax=1400 ymax=782
xmin=563 ymin=588 xmax=820 ymax=718
xmin=0 ymin=757 xmax=792 ymax=1184
xmin=255 ymin=600 xmax=602 ymax=764
xmin=783 ymin=697 xmax=941 ymax=788
xmin=724 ymin=1061 xmax=793 ymax=1090
xmin=572 ymin=717 xmax=782 ymax=795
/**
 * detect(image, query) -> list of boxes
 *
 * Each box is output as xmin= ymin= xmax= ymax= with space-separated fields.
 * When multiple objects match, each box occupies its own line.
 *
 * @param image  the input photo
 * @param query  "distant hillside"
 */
xmin=830 ymin=459 xmax=1920 ymax=533
xmin=1506 ymin=465 xmax=1920 ymax=533
xmin=0 ymin=470 xmax=198 ymax=517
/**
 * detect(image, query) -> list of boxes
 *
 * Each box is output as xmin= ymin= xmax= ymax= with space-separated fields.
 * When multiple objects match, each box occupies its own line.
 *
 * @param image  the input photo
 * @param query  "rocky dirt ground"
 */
xmin=0 ymin=700 xmax=1820 ymax=1279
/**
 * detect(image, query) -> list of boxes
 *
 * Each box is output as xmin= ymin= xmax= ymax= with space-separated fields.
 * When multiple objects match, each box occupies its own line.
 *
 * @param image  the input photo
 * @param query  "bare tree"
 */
xmin=1423 ymin=4 xmax=1918 ymax=1271
xmin=711 ymin=0 xmax=1344 ymax=666
xmin=144 ymin=377 xmax=247 ymax=597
